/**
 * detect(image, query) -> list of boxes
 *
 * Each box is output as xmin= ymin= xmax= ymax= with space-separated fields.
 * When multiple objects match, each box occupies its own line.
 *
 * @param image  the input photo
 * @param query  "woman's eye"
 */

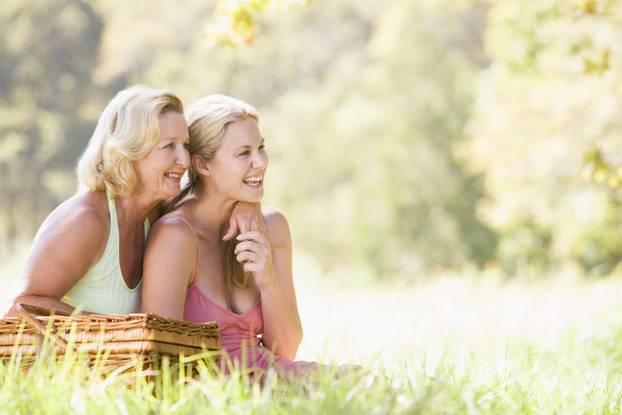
xmin=259 ymin=144 xmax=266 ymax=151
xmin=162 ymin=143 xmax=174 ymax=149
xmin=239 ymin=151 xmax=250 ymax=157
xmin=183 ymin=142 xmax=190 ymax=149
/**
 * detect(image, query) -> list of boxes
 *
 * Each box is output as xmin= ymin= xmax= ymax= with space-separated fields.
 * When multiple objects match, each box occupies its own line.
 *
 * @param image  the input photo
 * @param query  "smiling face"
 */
xmin=203 ymin=117 xmax=268 ymax=203
xmin=132 ymin=111 xmax=190 ymax=201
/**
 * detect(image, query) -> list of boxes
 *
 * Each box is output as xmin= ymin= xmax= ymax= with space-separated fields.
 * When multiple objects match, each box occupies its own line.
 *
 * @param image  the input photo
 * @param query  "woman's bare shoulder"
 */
xmin=42 ymin=191 xmax=109 ymax=235
xmin=27 ymin=191 xmax=110 ymax=274
xmin=261 ymin=206 xmax=291 ymax=246
xmin=144 ymin=209 xmax=197 ymax=282
xmin=148 ymin=208 xmax=197 ymax=244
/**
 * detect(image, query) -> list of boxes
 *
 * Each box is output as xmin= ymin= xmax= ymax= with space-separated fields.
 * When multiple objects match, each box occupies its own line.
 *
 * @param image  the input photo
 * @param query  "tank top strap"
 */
xmin=106 ymin=190 xmax=120 ymax=248
xmin=143 ymin=218 xmax=150 ymax=239
xmin=106 ymin=191 xmax=116 ymax=218
xmin=170 ymin=215 xmax=200 ymax=285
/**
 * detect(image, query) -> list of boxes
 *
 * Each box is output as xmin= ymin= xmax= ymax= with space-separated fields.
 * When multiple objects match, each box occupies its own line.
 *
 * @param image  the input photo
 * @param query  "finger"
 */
xmin=236 ymin=251 xmax=256 ymax=264
xmin=236 ymin=231 xmax=267 ymax=243
xmin=239 ymin=223 xmax=249 ymax=234
xmin=249 ymin=219 xmax=259 ymax=232
xmin=222 ymin=218 xmax=239 ymax=241
xmin=234 ymin=241 xmax=262 ymax=255
xmin=238 ymin=216 xmax=250 ymax=234
xmin=243 ymin=262 xmax=262 ymax=273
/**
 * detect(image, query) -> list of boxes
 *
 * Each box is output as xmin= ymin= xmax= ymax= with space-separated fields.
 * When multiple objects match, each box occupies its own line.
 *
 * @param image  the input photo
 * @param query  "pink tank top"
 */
xmin=184 ymin=277 xmax=264 ymax=358
xmin=177 ymin=215 xmax=317 ymax=377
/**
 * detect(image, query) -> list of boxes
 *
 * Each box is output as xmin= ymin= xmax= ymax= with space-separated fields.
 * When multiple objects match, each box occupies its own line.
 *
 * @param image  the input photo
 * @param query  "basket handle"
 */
xmin=15 ymin=303 xmax=68 ymax=351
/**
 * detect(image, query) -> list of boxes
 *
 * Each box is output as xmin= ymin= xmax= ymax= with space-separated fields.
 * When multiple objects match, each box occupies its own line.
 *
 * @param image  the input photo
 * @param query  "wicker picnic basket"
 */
xmin=0 ymin=304 xmax=220 ymax=370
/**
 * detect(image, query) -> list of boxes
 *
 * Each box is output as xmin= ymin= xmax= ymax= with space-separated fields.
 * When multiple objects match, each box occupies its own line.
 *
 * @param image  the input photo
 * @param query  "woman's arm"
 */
xmin=141 ymin=217 xmax=197 ymax=320
xmin=235 ymin=207 xmax=302 ymax=359
xmin=150 ymin=201 xmax=263 ymax=239
xmin=2 ymin=199 xmax=108 ymax=317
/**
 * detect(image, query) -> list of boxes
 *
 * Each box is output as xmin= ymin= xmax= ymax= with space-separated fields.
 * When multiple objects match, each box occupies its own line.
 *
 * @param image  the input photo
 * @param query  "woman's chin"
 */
xmin=239 ymin=196 xmax=263 ymax=204
xmin=236 ymin=190 xmax=263 ymax=203
xmin=167 ymin=190 xmax=181 ymax=198
xmin=159 ymin=185 xmax=182 ymax=201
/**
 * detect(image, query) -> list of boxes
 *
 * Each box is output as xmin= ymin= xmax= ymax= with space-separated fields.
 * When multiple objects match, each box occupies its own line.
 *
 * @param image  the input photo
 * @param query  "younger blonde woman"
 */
xmin=142 ymin=95 xmax=316 ymax=378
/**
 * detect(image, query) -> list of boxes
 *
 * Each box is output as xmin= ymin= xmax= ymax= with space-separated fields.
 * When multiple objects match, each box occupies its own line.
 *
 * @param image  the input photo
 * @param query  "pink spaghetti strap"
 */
xmin=166 ymin=215 xmax=200 ymax=285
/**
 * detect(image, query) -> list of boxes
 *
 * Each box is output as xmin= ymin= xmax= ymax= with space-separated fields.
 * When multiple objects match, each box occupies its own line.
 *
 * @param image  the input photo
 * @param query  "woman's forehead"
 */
xmin=159 ymin=112 xmax=188 ymax=140
xmin=223 ymin=118 xmax=262 ymax=147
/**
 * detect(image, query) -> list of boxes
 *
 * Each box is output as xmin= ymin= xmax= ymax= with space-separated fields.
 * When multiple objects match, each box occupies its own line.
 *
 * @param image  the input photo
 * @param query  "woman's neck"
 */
xmin=115 ymin=190 xmax=159 ymax=227
xmin=188 ymin=187 xmax=237 ymax=234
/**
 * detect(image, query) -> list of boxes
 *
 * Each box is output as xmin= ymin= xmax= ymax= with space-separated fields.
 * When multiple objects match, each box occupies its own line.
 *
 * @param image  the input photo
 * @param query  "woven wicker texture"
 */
xmin=0 ymin=304 xmax=220 ymax=359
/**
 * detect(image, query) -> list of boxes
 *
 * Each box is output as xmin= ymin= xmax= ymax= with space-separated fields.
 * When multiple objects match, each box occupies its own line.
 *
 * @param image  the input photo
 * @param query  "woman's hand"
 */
xmin=234 ymin=230 xmax=275 ymax=289
xmin=223 ymin=202 xmax=265 ymax=241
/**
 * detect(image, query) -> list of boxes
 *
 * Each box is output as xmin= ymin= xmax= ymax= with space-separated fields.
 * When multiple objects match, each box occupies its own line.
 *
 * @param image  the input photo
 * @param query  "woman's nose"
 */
xmin=177 ymin=145 xmax=190 ymax=168
xmin=252 ymin=154 xmax=266 ymax=169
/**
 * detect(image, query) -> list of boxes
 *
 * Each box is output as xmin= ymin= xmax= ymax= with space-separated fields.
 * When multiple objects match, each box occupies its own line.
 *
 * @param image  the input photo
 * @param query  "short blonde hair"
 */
xmin=185 ymin=94 xmax=258 ymax=186
xmin=77 ymin=85 xmax=184 ymax=195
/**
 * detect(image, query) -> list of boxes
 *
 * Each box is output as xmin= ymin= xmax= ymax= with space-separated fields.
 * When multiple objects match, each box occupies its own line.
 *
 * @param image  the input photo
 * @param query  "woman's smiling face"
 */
xmin=205 ymin=117 xmax=268 ymax=203
xmin=132 ymin=111 xmax=190 ymax=201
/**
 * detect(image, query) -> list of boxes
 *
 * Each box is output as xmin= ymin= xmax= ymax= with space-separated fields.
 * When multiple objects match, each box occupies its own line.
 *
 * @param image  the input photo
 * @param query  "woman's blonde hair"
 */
xmin=184 ymin=94 xmax=258 ymax=188
xmin=171 ymin=94 xmax=259 ymax=295
xmin=77 ymin=85 xmax=184 ymax=195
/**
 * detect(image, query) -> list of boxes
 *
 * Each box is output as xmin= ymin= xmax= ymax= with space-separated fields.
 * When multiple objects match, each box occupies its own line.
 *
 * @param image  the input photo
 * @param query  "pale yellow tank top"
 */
xmin=62 ymin=192 xmax=150 ymax=314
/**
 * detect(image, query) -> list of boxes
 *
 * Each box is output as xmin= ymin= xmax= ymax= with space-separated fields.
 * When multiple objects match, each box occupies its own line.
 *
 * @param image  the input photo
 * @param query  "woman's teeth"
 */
xmin=164 ymin=172 xmax=181 ymax=180
xmin=243 ymin=176 xmax=263 ymax=186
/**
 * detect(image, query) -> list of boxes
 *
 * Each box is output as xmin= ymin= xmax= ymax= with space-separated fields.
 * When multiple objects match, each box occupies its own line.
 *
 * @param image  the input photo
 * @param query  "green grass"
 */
xmin=1 ymin=316 xmax=622 ymax=414
xmin=3 ymin=256 xmax=622 ymax=413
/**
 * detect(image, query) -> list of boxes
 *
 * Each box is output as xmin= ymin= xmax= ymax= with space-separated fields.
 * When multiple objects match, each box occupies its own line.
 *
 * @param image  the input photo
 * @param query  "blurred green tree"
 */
xmin=463 ymin=0 xmax=622 ymax=275
xmin=10 ymin=0 xmax=616 ymax=280
xmin=258 ymin=0 xmax=497 ymax=277
xmin=0 ymin=0 xmax=103 ymax=254
xmin=107 ymin=0 xmax=495 ymax=278
xmin=207 ymin=0 xmax=309 ymax=46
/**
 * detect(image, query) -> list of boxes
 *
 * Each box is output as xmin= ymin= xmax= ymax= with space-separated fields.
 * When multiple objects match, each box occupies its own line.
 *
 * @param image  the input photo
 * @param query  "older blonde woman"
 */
xmin=142 ymin=95 xmax=317 ymax=379
xmin=2 ymin=86 xmax=260 ymax=317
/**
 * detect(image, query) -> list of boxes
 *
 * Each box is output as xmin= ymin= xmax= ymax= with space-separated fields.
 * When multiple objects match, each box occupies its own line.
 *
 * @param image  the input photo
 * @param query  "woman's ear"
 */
xmin=192 ymin=155 xmax=210 ymax=176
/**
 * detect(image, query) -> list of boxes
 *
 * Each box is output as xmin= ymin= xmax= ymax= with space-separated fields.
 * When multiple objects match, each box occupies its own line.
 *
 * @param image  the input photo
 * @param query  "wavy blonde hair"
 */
xmin=77 ymin=85 xmax=184 ymax=195
xmin=170 ymin=95 xmax=259 ymax=293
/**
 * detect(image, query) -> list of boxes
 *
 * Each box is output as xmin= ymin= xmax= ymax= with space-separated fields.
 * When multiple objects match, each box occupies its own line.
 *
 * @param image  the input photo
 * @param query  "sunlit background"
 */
xmin=1 ymin=0 xmax=622 ymax=371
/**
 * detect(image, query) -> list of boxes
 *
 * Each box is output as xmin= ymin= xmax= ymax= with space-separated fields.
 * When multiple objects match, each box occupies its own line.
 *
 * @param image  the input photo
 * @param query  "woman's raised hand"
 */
xmin=234 ymin=230 xmax=275 ymax=289
xmin=223 ymin=202 xmax=265 ymax=240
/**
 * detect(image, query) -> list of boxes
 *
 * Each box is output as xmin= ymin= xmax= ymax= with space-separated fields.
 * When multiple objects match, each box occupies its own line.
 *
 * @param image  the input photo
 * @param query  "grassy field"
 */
xmin=2 ymin=254 xmax=622 ymax=413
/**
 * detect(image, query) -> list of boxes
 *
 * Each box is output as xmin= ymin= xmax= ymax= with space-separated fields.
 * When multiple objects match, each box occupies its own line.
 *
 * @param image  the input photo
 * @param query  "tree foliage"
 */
xmin=2 ymin=0 xmax=620 ymax=278
xmin=0 ymin=0 xmax=103 ymax=254
xmin=208 ymin=0 xmax=309 ymax=46
xmin=464 ymin=0 xmax=622 ymax=275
